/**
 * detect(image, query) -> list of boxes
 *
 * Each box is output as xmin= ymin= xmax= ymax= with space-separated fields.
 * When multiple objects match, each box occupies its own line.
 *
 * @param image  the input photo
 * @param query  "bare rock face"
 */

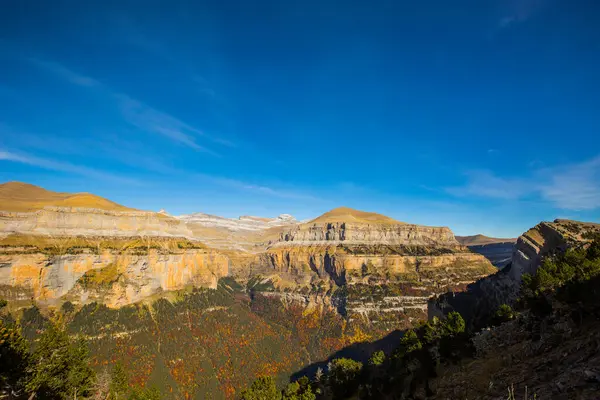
xmin=248 ymin=209 xmax=496 ymax=333
xmin=0 ymin=207 xmax=193 ymax=238
xmin=0 ymin=249 xmax=228 ymax=307
xmin=275 ymin=222 xmax=459 ymax=247
xmin=429 ymin=219 xmax=600 ymax=330
xmin=510 ymin=219 xmax=600 ymax=281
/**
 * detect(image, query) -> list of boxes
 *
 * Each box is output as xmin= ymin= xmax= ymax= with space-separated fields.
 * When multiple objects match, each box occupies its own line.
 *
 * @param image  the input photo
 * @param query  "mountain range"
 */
xmin=1 ymin=181 xmax=599 ymax=399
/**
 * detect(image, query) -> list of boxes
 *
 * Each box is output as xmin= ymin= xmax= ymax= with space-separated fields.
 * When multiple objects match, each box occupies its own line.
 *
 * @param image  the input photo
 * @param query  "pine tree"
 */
xmin=240 ymin=376 xmax=281 ymax=400
xmin=110 ymin=362 xmax=129 ymax=399
xmin=26 ymin=324 xmax=95 ymax=399
xmin=0 ymin=319 xmax=31 ymax=398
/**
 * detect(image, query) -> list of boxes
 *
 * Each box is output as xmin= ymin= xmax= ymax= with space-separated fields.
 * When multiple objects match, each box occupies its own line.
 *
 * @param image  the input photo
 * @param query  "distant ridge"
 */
xmin=0 ymin=181 xmax=135 ymax=212
xmin=455 ymin=234 xmax=517 ymax=246
xmin=308 ymin=206 xmax=403 ymax=225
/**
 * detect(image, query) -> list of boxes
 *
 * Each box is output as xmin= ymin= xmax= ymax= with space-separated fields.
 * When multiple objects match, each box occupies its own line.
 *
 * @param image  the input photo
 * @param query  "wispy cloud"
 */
xmin=114 ymin=94 xmax=218 ymax=155
xmin=499 ymin=0 xmax=546 ymax=28
xmin=0 ymin=149 xmax=140 ymax=185
xmin=446 ymin=170 xmax=529 ymax=200
xmin=195 ymin=173 xmax=316 ymax=200
xmin=30 ymin=59 xmax=231 ymax=153
xmin=539 ymin=156 xmax=600 ymax=210
xmin=29 ymin=59 xmax=100 ymax=87
xmin=447 ymin=156 xmax=600 ymax=210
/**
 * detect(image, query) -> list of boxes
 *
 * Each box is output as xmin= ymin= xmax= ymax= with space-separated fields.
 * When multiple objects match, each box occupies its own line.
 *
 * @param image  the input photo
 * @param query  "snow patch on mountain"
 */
xmin=176 ymin=212 xmax=297 ymax=231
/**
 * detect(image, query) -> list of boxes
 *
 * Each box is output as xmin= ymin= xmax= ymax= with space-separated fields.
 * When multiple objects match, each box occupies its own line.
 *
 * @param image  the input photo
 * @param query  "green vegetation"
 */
xmin=0 ymin=233 xmax=205 ymax=256
xmin=240 ymin=376 xmax=280 ymax=399
xmin=0 ymin=299 xmax=168 ymax=400
xmin=26 ymin=324 xmax=96 ymax=399
xmin=0 ymin=318 xmax=30 ymax=398
xmin=367 ymin=351 xmax=385 ymax=366
xmin=493 ymin=304 xmax=515 ymax=325
xmin=79 ymin=263 xmax=122 ymax=289
xmin=523 ymin=240 xmax=600 ymax=296
xmin=110 ymin=361 xmax=129 ymax=399
xmin=240 ymin=312 xmax=468 ymax=399
xmin=327 ymin=358 xmax=363 ymax=397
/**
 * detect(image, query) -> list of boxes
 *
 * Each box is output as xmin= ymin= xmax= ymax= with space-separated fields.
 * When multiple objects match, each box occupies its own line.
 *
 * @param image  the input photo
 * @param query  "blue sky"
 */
xmin=1 ymin=0 xmax=599 ymax=237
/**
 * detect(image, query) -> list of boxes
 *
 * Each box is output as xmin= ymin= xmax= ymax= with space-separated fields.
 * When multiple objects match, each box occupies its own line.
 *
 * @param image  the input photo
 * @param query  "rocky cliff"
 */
xmin=0 ymin=182 xmax=226 ymax=308
xmin=0 ymin=207 xmax=193 ymax=238
xmin=247 ymin=208 xmax=496 ymax=334
xmin=0 ymin=181 xmax=192 ymax=238
xmin=275 ymin=222 xmax=459 ymax=247
xmin=429 ymin=219 xmax=600 ymax=329
xmin=0 ymin=244 xmax=228 ymax=307
xmin=510 ymin=219 xmax=600 ymax=281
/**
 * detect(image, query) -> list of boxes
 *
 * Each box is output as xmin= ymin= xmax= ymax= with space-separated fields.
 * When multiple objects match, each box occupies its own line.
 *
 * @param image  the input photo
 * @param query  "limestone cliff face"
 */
xmin=275 ymin=222 xmax=459 ymax=247
xmin=429 ymin=219 xmax=600 ymax=330
xmin=252 ymin=213 xmax=496 ymax=332
xmin=261 ymin=245 xmax=491 ymax=285
xmin=0 ymin=249 xmax=228 ymax=307
xmin=510 ymin=219 xmax=600 ymax=281
xmin=260 ymin=245 xmax=494 ymax=324
xmin=0 ymin=207 xmax=192 ymax=238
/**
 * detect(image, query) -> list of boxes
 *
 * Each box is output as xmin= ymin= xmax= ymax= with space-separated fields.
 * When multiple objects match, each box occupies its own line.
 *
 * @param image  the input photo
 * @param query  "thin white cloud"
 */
xmin=0 ymin=149 xmax=140 ymax=185
xmin=195 ymin=173 xmax=316 ymax=200
xmin=539 ymin=156 xmax=600 ymax=210
xmin=447 ymin=156 xmax=600 ymax=211
xmin=446 ymin=170 xmax=529 ymax=200
xmin=114 ymin=94 xmax=218 ymax=155
xmin=30 ymin=59 xmax=231 ymax=153
xmin=498 ymin=0 xmax=546 ymax=29
xmin=29 ymin=59 xmax=100 ymax=87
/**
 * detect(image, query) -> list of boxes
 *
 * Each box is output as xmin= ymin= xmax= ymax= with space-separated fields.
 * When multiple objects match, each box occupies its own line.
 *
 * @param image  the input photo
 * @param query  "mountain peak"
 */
xmin=309 ymin=206 xmax=402 ymax=225
xmin=455 ymin=234 xmax=517 ymax=246
xmin=0 ymin=181 xmax=134 ymax=212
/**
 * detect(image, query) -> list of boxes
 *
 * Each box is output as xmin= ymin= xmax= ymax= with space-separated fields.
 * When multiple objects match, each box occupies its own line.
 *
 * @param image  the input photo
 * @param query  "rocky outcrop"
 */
xmin=261 ymin=245 xmax=495 ymax=329
xmin=275 ymin=222 xmax=459 ymax=247
xmin=251 ymin=210 xmax=496 ymax=334
xmin=510 ymin=219 xmax=600 ymax=282
xmin=429 ymin=219 xmax=600 ymax=329
xmin=0 ymin=248 xmax=228 ymax=307
xmin=0 ymin=207 xmax=192 ymax=238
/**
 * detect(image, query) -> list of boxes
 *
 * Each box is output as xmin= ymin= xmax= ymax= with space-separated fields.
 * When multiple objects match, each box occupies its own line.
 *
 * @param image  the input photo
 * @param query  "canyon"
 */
xmin=456 ymin=234 xmax=516 ymax=268
xmin=0 ymin=181 xmax=552 ymax=399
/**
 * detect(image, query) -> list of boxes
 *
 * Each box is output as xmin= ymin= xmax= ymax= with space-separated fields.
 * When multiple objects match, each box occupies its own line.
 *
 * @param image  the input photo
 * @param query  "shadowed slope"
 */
xmin=455 ymin=234 xmax=517 ymax=246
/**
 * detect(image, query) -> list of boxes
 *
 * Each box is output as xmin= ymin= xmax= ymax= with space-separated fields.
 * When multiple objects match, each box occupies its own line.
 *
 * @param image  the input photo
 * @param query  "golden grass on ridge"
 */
xmin=308 ymin=206 xmax=402 ymax=225
xmin=0 ymin=181 xmax=136 ymax=212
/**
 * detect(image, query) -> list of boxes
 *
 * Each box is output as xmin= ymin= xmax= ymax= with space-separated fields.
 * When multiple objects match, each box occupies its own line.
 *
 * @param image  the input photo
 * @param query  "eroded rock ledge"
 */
xmin=274 ymin=222 xmax=459 ymax=247
xmin=0 ymin=206 xmax=192 ymax=237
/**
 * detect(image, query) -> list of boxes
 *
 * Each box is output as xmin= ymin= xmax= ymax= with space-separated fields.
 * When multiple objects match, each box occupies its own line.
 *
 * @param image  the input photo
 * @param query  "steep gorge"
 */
xmin=247 ymin=211 xmax=496 ymax=335
xmin=0 ymin=183 xmax=499 ymax=399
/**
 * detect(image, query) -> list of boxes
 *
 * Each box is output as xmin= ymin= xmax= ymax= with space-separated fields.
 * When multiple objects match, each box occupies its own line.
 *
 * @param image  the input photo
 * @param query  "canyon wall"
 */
xmin=429 ymin=219 xmax=600 ymax=329
xmin=275 ymin=222 xmax=459 ymax=247
xmin=511 ymin=219 xmax=600 ymax=281
xmin=0 ymin=248 xmax=228 ymax=307
xmin=245 ymin=218 xmax=496 ymax=333
xmin=0 ymin=207 xmax=193 ymax=238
